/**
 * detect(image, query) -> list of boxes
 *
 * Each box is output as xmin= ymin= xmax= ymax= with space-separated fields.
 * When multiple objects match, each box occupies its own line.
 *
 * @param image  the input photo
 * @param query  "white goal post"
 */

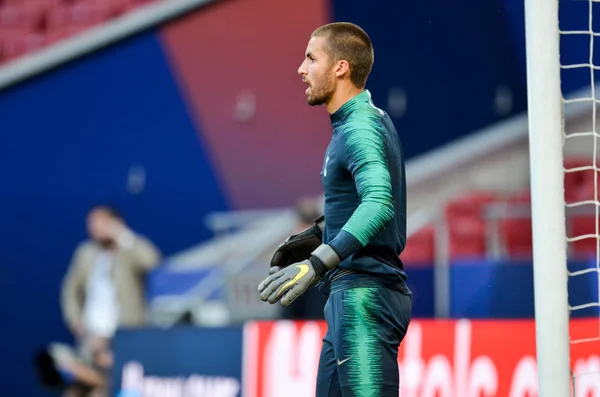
xmin=524 ymin=0 xmax=572 ymax=395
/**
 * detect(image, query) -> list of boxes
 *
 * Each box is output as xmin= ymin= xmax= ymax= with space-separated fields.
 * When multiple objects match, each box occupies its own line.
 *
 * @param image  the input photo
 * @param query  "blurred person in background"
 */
xmin=60 ymin=204 xmax=161 ymax=395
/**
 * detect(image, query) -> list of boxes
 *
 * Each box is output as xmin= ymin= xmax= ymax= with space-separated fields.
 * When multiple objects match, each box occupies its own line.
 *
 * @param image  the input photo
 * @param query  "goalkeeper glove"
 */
xmin=269 ymin=215 xmax=325 ymax=270
xmin=259 ymin=244 xmax=340 ymax=306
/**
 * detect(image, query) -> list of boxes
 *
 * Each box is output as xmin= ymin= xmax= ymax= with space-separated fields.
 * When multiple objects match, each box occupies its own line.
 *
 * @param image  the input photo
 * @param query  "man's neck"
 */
xmin=326 ymin=84 xmax=364 ymax=114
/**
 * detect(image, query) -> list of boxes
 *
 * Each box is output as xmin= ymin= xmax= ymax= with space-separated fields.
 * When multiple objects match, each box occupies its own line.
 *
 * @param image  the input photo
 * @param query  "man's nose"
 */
xmin=298 ymin=62 xmax=306 ymax=76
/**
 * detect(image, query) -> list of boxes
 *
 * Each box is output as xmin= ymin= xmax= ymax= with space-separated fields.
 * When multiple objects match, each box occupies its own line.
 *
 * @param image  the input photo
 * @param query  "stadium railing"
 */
xmin=148 ymin=208 xmax=299 ymax=327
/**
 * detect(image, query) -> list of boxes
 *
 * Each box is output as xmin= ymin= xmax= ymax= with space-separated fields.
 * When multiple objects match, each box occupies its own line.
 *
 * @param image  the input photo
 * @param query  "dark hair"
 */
xmin=312 ymin=22 xmax=374 ymax=88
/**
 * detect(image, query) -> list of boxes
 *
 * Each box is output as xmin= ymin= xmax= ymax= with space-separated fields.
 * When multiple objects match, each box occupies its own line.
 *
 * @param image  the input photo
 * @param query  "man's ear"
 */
xmin=334 ymin=60 xmax=350 ymax=78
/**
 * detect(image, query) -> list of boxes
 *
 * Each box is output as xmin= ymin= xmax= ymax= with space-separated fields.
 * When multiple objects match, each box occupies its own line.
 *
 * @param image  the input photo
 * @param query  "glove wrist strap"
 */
xmin=308 ymin=256 xmax=327 ymax=277
xmin=311 ymin=244 xmax=341 ymax=271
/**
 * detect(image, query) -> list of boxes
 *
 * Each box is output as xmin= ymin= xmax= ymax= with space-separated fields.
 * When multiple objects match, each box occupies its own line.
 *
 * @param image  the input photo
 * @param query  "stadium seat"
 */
xmin=0 ymin=35 xmax=5 ymax=62
xmin=0 ymin=0 xmax=161 ymax=66
xmin=569 ymin=215 xmax=599 ymax=258
xmin=498 ymin=191 xmax=533 ymax=259
xmin=48 ymin=3 xmax=103 ymax=32
xmin=564 ymin=157 xmax=598 ymax=204
xmin=401 ymin=224 xmax=435 ymax=266
xmin=0 ymin=2 xmax=49 ymax=32
xmin=445 ymin=191 xmax=498 ymax=260
xmin=4 ymin=32 xmax=47 ymax=58
xmin=562 ymin=157 xmax=599 ymax=257
xmin=0 ymin=5 xmax=25 ymax=30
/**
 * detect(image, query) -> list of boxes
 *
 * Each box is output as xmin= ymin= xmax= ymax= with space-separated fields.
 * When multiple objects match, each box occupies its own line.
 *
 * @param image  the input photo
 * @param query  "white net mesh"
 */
xmin=559 ymin=0 xmax=600 ymax=391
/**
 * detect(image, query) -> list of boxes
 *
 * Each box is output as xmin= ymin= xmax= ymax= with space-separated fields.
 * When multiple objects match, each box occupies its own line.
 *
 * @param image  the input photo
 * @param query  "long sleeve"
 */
xmin=328 ymin=127 xmax=394 ymax=261
xmin=116 ymin=232 xmax=161 ymax=273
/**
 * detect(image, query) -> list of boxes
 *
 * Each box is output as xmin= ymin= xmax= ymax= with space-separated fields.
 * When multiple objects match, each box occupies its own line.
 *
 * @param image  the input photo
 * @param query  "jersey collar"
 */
xmin=330 ymin=90 xmax=371 ymax=128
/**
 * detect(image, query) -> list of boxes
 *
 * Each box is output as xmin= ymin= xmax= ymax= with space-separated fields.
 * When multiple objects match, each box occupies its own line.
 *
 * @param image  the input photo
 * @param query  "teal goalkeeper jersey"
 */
xmin=320 ymin=90 xmax=410 ymax=293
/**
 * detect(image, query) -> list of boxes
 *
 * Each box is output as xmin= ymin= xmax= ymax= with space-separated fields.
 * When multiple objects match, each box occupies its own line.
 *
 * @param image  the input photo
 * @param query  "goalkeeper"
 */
xmin=258 ymin=22 xmax=412 ymax=397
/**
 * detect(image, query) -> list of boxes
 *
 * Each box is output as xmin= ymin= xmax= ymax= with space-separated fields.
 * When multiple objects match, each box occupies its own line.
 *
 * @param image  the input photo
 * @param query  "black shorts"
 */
xmin=315 ymin=275 xmax=412 ymax=397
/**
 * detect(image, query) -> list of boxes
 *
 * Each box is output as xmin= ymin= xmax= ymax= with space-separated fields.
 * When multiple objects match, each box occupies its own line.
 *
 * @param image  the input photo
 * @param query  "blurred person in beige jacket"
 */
xmin=60 ymin=204 xmax=161 ymax=384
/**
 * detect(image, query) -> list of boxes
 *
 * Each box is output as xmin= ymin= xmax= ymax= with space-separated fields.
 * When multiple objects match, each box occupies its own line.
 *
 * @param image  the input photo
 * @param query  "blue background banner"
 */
xmin=112 ymin=327 xmax=244 ymax=397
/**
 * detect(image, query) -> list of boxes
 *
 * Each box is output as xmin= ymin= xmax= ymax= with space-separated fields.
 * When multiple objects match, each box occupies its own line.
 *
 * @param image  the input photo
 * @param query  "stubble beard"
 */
xmin=307 ymin=77 xmax=335 ymax=107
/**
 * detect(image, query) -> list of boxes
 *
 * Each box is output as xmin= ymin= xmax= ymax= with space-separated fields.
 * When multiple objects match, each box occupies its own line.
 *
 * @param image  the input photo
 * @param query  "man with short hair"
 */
xmin=259 ymin=22 xmax=413 ymax=396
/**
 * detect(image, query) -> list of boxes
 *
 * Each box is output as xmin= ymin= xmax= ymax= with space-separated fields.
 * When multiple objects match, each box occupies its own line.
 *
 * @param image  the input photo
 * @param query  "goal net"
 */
xmin=526 ymin=0 xmax=600 ymax=395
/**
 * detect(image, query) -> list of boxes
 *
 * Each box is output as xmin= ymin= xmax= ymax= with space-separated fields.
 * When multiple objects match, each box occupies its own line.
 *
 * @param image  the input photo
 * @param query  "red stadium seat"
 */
xmin=564 ymin=157 xmax=598 ymax=204
xmin=48 ymin=3 xmax=104 ymax=32
xmin=563 ymin=157 xmax=600 ymax=258
xmin=445 ymin=191 xmax=497 ymax=260
xmin=45 ymin=28 xmax=71 ymax=45
xmin=0 ymin=0 xmax=162 ymax=65
xmin=0 ymin=35 xmax=5 ymax=62
xmin=0 ymin=2 xmax=48 ymax=32
xmin=0 ymin=5 xmax=27 ymax=29
xmin=103 ymin=0 xmax=129 ymax=19
xmin=569 ymin=215 xmax=599 ymax=258
xmin=0 ymin=0 xmax=26 ymax=6
xmin=498 ymin=191 xmax=533 ymax=259
xmin=2 ymin=32 xmax=47 ymax=59
xmin=401 ymin=224 xmax=435 ymax=266
xmin=47 ymin=5 xmax=70 ymax=32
